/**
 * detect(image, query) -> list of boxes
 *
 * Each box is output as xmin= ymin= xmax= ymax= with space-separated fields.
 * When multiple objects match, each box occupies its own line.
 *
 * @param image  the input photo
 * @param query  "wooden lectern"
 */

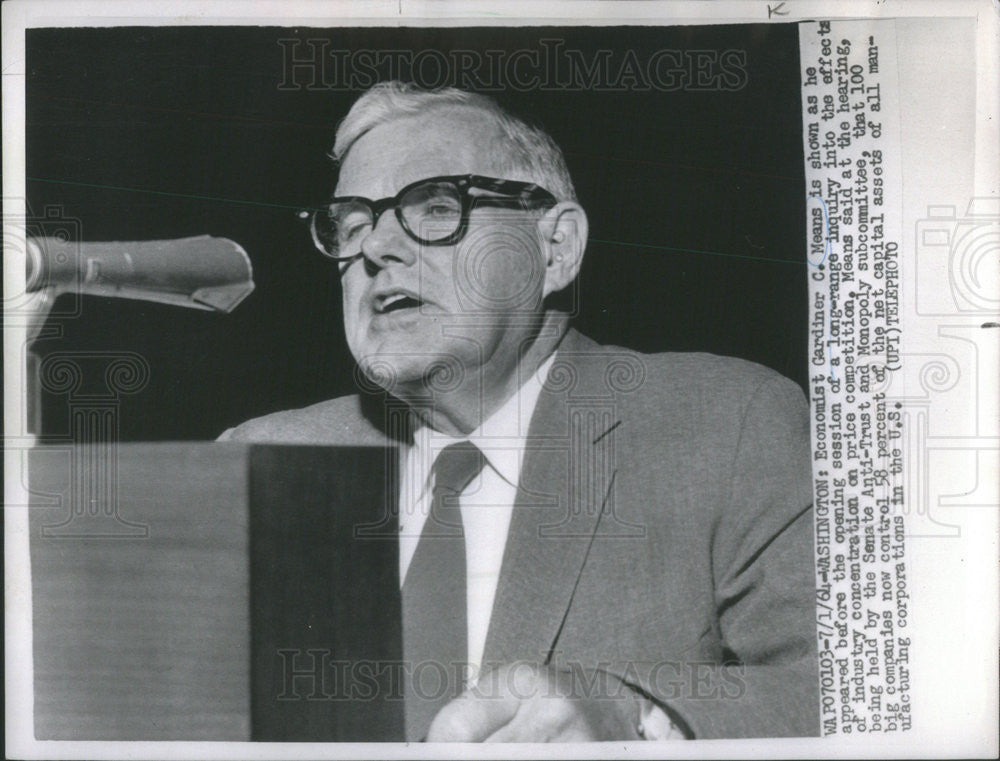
xmin=28 ymin=442 xmax=403 ymax=741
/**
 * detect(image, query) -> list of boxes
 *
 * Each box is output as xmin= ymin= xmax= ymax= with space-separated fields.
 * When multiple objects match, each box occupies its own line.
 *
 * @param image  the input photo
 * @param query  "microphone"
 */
xmin=26 ymin=234 xmax=255 ymax=313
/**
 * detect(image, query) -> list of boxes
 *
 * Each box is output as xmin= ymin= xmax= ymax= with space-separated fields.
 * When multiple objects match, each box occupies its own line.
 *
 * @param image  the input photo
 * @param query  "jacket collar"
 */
xmin=481 ymin=328 xmax=625 ymax=666
xmin=357 ymin=328 xmax=627 ymax=665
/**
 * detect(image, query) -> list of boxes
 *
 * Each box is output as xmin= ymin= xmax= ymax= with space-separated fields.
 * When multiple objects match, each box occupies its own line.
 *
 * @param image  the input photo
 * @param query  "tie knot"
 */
xmin=432 ymin=441 xmax=485 ymax=497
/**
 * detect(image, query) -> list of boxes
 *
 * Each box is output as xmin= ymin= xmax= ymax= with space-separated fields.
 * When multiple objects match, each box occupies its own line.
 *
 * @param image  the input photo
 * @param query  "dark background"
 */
xmin=26 ymin=24 xmax=807 ymax=441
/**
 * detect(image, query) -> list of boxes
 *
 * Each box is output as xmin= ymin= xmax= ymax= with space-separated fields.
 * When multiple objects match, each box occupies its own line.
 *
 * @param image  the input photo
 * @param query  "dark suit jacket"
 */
xmin=221 ymin=329 xmax=819 ymax=738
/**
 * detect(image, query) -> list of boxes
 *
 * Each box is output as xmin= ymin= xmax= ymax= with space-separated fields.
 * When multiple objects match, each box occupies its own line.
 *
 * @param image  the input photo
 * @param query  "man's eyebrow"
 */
xmin=321 ymin=200 xmax=365 ymax=226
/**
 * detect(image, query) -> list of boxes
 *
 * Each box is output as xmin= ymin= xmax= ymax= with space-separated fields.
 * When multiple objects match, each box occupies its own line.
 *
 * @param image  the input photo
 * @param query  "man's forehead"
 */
xmin=335 ymin=107 xmax=503 ymax=196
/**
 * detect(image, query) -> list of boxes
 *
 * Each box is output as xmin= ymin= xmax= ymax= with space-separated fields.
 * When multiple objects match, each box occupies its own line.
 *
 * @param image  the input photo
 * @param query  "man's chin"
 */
xmin=354 ymin=338 xmax=468 ymax=398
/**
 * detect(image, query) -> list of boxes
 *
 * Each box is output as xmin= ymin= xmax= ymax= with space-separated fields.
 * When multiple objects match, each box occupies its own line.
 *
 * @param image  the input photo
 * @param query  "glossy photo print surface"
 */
xmin=3 ymin=2 xmax=997 ymax=759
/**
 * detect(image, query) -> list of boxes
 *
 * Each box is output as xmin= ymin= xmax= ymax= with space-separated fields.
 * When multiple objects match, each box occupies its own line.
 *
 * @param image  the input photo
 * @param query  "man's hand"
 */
xmin=425 ymin=662 xmax=644 ymax=742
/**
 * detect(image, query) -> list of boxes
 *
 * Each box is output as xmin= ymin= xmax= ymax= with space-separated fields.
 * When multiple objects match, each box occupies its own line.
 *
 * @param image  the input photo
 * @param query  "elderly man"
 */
xmin=222 ymin=81 xmax=819 ymax=742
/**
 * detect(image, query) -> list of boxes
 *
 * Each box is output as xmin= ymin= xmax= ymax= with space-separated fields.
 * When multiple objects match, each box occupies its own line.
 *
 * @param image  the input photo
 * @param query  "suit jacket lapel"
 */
xmin=482 ymin=331 xmax=622 ymax=666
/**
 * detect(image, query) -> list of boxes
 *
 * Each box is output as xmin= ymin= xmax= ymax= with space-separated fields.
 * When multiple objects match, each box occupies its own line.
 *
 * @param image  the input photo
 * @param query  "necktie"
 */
xmin=401 ymin=441 xmax=485 ymax=741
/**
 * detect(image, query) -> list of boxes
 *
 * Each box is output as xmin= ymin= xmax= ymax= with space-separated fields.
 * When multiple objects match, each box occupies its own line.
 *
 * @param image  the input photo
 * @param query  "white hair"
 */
xmin=331 ymin=81 xmax=578 ymax=202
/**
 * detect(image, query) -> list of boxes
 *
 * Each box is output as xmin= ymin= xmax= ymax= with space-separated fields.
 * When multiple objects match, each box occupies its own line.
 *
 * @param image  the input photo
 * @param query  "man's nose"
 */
xmin=359 ymin=209 xmax=418 ymax=269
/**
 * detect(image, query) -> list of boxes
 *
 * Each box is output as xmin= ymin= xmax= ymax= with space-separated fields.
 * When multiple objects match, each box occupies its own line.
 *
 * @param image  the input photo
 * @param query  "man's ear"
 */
xmin=537 ymin=202 xmax=588 ymax=299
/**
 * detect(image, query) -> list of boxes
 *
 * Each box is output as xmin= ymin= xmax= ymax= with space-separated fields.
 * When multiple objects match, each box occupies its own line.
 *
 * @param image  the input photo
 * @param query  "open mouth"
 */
xmin=374 ymin=292 xmax=424 ymax=315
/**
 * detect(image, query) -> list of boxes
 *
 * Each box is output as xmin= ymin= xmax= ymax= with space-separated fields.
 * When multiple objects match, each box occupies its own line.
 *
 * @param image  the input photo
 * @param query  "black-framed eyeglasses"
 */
xmin=299 ymin=174 xmax=557 ymax=262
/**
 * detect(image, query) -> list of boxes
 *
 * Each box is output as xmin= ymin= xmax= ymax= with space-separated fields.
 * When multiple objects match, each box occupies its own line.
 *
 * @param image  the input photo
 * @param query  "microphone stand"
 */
xmin=24 ymin=234 xmax=255 ymax=434
xmin=21 ymin=234 xmax=256 ymax=536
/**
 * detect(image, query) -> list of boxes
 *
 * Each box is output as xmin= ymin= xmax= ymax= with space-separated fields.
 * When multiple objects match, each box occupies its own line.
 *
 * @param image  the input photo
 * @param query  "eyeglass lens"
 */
xmin=319 ymin=180 xmax=464 ymax=258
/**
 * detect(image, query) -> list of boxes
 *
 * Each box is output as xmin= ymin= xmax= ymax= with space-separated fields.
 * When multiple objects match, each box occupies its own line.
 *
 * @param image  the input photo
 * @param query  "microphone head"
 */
xmin=25 ymin=235 xmax=255 ymax=313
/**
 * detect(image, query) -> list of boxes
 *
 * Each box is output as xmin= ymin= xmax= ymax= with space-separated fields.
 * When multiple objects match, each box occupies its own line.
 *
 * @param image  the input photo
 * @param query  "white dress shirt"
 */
xmin=395 ymin=352 xmax=681 ymax=739
xmin=398 ymin=354 xmax=554 ymax=675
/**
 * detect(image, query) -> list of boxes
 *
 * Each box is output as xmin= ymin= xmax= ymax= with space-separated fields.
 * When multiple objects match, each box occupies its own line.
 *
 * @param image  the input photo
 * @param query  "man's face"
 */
xmin=336 ymin=108 xmax=548 ymax=395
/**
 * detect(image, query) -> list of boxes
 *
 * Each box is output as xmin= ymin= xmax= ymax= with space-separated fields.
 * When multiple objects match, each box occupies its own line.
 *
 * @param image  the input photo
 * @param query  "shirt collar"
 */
xmin=410 ymin=352 xmax=556 ymax=489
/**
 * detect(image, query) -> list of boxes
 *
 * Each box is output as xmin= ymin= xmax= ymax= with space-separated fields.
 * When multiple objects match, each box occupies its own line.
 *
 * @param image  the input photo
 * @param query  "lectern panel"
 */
xmin=248 ymin=445 xmax=403 ymax=741
xmin=29 ymin=443 xmax=251 ymax=740
xmin=29 ymin=442 xmax=403 ymax=741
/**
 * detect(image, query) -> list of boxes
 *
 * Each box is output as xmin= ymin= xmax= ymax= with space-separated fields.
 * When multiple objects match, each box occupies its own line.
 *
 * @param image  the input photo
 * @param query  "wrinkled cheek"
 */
xmin=340 ymin=289 xmax=368 ymax=354
xmin=452 ymin=226 xmax=545 ymax=315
